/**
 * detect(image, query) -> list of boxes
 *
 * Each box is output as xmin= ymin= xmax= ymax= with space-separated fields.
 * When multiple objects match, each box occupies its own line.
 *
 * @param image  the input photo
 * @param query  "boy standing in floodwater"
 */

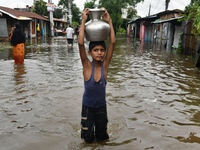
xmin=78 ymin=8 xmax=115 ymax=143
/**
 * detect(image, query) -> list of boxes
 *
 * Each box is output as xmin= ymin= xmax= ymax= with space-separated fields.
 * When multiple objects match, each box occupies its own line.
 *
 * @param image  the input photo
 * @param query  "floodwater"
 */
xmin=0 ymin=36 xmax=200 ymax=150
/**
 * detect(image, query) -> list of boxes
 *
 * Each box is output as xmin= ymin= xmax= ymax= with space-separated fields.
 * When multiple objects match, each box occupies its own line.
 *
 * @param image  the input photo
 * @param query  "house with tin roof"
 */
xmin=0 ymin=5 xmax=67 ymax=41
xmin=127 ymin=9 xmax=196 ymax=55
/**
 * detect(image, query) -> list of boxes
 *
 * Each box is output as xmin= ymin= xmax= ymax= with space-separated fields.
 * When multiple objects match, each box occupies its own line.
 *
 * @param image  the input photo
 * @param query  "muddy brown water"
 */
xmin=0 ymin=36 xmax=200 ymax=150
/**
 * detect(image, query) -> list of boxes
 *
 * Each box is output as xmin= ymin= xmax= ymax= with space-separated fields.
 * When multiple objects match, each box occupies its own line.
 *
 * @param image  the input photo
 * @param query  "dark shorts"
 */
xmin=67 ymin=38 xmax=73 ymax=44
xmin=81 ymin=105 xmax=109 ymax=143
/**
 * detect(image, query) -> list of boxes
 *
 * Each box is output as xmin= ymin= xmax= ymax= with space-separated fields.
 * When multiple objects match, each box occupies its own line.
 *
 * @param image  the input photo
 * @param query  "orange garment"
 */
xmin=13 ymin=43 xmax=25 ymax=64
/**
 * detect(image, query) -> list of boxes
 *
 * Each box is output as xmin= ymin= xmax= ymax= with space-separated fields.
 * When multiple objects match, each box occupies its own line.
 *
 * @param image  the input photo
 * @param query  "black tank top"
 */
xmin=82 ymin=62 xmax=106 ymax=108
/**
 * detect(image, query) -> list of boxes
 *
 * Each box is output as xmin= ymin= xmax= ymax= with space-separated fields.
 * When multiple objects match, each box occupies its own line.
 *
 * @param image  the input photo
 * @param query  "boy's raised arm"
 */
xmin=102 ymin=9 xmax=115 ymax=66
xmin=78 ymin=8 xmax=89 ymax=66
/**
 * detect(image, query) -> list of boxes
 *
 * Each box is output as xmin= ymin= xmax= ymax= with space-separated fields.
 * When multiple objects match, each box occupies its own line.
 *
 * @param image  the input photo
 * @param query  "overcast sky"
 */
xmin=0 ymin=0 xmax=191 ymax=17
xmin=136 ymin=0 xmax=190 ymax=17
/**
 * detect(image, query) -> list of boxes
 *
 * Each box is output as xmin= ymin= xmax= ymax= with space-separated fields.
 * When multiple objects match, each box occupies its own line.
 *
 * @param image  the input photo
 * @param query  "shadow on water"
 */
xmin=0 ymin=35 xmax=200 ymax=150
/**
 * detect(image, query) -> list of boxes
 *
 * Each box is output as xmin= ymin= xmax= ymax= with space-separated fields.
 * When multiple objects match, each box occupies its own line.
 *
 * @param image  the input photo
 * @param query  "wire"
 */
xmin=153 ymin=0 xmax=161 ymax=12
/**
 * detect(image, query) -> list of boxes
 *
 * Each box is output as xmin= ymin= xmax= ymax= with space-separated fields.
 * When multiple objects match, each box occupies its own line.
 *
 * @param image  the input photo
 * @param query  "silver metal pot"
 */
xmin=85 ymin=8 xmax=110 ymax=41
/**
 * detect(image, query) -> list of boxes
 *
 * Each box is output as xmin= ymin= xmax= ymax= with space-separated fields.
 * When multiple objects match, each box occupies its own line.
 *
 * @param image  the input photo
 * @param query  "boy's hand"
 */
xmin=102 ymin=8 xmax=111 ymax=24
xmin=82 ymin=8 xmax=89 ymax=22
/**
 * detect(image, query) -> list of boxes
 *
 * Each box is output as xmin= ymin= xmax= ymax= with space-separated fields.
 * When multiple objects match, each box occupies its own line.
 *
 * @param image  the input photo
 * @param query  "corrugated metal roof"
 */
xmin=0 ymin=6 xmax=49 ymax=21
xmin=17 ymin=16 xmax=32 ymax=20
xmin=152 ymin=16 xmax=184 ymax=24
xmin=128 ymin=9 xmax=184 ymax=25
xmin=156 ymin=9 xmax=184 ymax=17
xmin=128 ymin=15 xmax=158 ymax=24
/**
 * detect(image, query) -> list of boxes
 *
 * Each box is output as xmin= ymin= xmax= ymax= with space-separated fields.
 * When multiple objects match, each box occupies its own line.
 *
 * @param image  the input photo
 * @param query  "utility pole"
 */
xmin=165 ymin=0 xmax=170 ymax=11
xmin=148 ymin=4 xmax=151 ymax=16
xmin=48 ymin=0 xmax=54 ymax=37
xmin=68 ymin=0 xmax=72 ymax=25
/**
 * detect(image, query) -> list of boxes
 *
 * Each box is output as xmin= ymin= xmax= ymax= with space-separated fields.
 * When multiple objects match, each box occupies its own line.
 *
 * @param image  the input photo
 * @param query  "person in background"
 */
xmin=36 ymin=23 xmax=40 ymax=37
xmin=66 ymin=24 xmax=74 ymax=47
xmin=10 ymin=22 xmax=26 ymax=64
xmin=54 ymin=27 xmax=58 ymax=37
xmin=9 ymin=26 xmax=15 ymax=39
xmin=75 ymin=25 xmax=80 ymax=39
xmin=78 ymin=8 xmax=115 ymax=143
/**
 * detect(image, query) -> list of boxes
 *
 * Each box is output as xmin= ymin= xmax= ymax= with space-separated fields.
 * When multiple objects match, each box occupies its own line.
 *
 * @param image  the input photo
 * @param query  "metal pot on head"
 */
xmin=85 ymin=8 xmax=110 ymax=41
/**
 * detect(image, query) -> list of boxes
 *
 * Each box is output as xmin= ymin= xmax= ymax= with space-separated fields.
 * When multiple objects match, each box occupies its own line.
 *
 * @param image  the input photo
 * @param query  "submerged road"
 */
xmin=0 ymin=36 xmax=200 ymax=150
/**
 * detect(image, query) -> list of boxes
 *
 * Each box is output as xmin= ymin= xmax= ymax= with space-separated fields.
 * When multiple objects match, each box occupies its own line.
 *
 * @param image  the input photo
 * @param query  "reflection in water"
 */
xmin=38 ymin=45 xmax=41 ymax=54
xmin=165 ymin=132 xmax=200 ymax=144
xmin=0 ymin=36 xmax=200 ymax=150
xmin=177 ymin=132 xmax=200 ymax=144
xmin=14 ymin=64 xmax=26 ymax=85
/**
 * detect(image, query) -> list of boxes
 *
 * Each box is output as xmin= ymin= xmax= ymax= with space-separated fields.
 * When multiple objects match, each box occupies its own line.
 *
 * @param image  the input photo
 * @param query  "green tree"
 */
xmin=98 ymin=0 xmax=143 ymax=34
xmin=53 ymin=8 xmax=63 ymax=19
xmin=58 ymin=0 xmax=73 ymax=8
xmin=72 ymin=4 xmax=81 ymax=24
xmin=33 ymin=0 xmax=48 ymax=16
xmin=58 ymin=0 xmax=81 ymax=25
xmin=84 ymin=0 xmax=97 ymax=9
xmin=184 ymin=1 xmax=200 ymax=35
xmin=120 ymin=7 xmax=138 ymax=35
xmin=127 ymin=6 xmax=137 ymax=19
